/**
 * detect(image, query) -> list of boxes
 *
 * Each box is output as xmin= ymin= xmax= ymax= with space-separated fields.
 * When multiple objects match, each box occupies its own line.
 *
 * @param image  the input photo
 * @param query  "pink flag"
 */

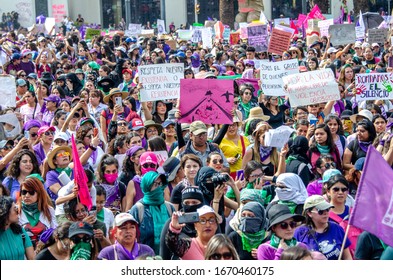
xmin=297 ymin=14 xmax=307 ymax=28
xmin=214 ymin=21 xmax=224 ymax=39
xmin=290 ymin=20 xmax=298 ymax=35
xmin=71 ymin=135 xmax=92 ymax=210
xmin=308 ymin=5 xmax=326 ymax=20
xmin=349 ymin=146 xmax=393 ymax=247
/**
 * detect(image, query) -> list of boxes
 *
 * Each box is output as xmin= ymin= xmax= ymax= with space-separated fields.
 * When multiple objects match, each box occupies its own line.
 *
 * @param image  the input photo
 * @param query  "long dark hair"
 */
xmin=324 ymin=114 xmax=344 ymax=135
xmin=5 ymin=150 xmax=40 ymax=179
xmin=357 ymin=119 xmax=377 ymax=142
xmin=97 ymin=154 xmax=119 ymax=183
xmin=244 ymin=160 xmax=263 ymax=182
xmin=309 ymin=124 xmax=336 ymax=152
xmin=0 ymin=196 xmax=22 ymax=233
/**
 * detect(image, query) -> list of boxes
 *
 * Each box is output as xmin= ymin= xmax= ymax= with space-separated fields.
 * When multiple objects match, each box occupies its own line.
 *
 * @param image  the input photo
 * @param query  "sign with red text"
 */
xmin=283 ymin=69 xmax=340 ymax=107
xmin=138 ymin=63 xmax=184 ymax=102
xmin=268 ymin=28 xmax=292 ymax=55
xmin=355 ymin=73 xmax=393 ymax=101
xmin=52 ymin=4 xmax=67 ymax=23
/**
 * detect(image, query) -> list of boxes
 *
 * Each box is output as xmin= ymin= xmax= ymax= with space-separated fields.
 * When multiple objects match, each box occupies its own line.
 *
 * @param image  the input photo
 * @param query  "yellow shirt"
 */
xmin=219 ymin=136 xmax=250 ymax=173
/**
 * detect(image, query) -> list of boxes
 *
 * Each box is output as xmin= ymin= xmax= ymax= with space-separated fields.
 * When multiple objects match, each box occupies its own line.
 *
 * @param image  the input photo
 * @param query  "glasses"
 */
xmin=194 ymin=132 xmax=207 ymax=138
xmin=309 ymin=104 xmax=319 ymax=108
xmin=249 ymin=172 xmax=263 ymax=179
xmin=142 ymin=163 xmax=157 ymax=169
xmin=243 ymin=91 xmax=252 ymax=96
xmin=322 ymin=162 xmax=336 ymax=169
xmin=199 ymin=218 xmax=217 ymax=225
xmin=212 ymin=159 xmax=223 ymax=164
xmin=210 ymin=252 xmax=233 ymax=260
xmin=21 ymin=189 xmax=36 ymax=196
xmin=331 ymin=187 xmax=348 ymax=193
xmin=279 ymin=221 xmax=297 ymax=230
xmin=310 ymin=209 xmax=330 ymax=215
xmin=71 ymin=235 xmax=92 ymax=244
xmin=30 ymin=133 xmax=38 ymax=138
xmin=2 ymin=145 xmax=13 ymax=150
xmin=118 ymin=122 xmax=128 ymax=126
xmin=56 ymin=152 xmax=70 ymax=158
xmin=44 ymin=131 xmax=55 ymax=136
xmin=75 ymin=208 xmax=87 ymax=215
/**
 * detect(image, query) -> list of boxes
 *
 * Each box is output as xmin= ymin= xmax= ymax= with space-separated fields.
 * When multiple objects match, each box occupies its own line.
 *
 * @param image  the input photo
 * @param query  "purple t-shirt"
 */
xmin=294 ymin=222 xmax=351 ymax=260
xmin=19 ymin=61 xmax=35 ymax=75
xmin=44 ymin=170 xmax=74 ymax=203
xmin=97 ymin=241 xmax=154 ymax=260
xmin=33 ymin=143 xmax=46 ymax=166
xmin=257 ymin=241 xmax=308 ymax=260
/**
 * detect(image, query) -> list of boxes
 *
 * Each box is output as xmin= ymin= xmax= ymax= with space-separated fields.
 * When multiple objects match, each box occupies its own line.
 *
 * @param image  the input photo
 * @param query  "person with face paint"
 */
xmin=68 ymin=221 xmax=97 ymax=260
xmin=96 ymin=154 xmax=128 ymax=214
xmin=228 ymin=201 xmax=268 ymax=260
xmin=129 ymin=171 xmax=174 ymax=255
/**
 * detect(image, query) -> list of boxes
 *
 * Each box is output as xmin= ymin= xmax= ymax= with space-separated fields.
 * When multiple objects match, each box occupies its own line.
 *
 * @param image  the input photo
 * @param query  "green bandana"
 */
xmin=240 ymin=101 xmax=252 ymax=119
xmin=285 ymin=155 xmax=297 ymax=165
xmin=22 ymin=202 xmax=40 ymax=227
xmin=70 ymin=242 xmax=92 ymax=260
xmin=97 ymin=209 xmax=105 ymax=222
xmin=240 ymin=230 xmax=266 ymax=252
xmin=55 ymin=167 xmax=72 ymax=178
xmin=270 ymin=233 xmax=298 ymax=249
xmin=316 ymin=143 xmax=330 ymax=154
xmin=278 ymin=200 xmax=298 ymax=214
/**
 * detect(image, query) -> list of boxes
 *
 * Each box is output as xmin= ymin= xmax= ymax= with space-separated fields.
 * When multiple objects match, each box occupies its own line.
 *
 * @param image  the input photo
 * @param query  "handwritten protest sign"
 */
xmin=167 ymin=40 xmax=177 ymax=50
xmin=367 ymin=29 xmax=388 ymax=45
xmin=259 ymin=59 xmax=299 ymax=96
xmin=318 ymin=19 xmax=334 ymax=37
xmin=268 ymin=28 xmax=292 ymax=55
xmin=230 ymin=33 xmax=240 ymax=45
xmin=85 ymin=28 xmax=101 ymax=40
xmin=253 ymin=59 xmax=269 ymax=70
xmin=355 ymin=73 xmax=393 ymax=101
xmin=139 ymin=63 xmax=184 ymax=102
xmin=157 ymin=19 xmax=166 ymax=35
xmin=179 ymin=79 xmax=234 ymax=124
xmin=223 ymin=27 xmax=230 ymax=42
xmin=283 ymin=69 xmax=340 ymax=107
xmin=52 ymin=4 xmax=67 ymax=23
xmin=202 ymin=28 xmax=213 ymax=48
xmin=0 ymin=76 xmax=16 ymax=107
xmin=264 ymin=125 xmax=295 ymax=149
xmin=239 ymin=22 xmax=248 ymax=39
xmin=247 ymin=25 xmax=268 ymax=52
xmin=44 ymin=17 xmax=56 ymax=35
xmin=328 ymin=24 xmax=356 ymax=46
xmin=154 ymin=151 xmax=169 ymax=174
xmin=356 ymin=26 xmax=365 ymax=40
xmin=141 ymin=29 xmax=155 ymax=37
xmin=177 ymin=30 xmax=193 ymax=40
xmin=128 ymin=23 xmax=142 ymax=36
xmin=192 ymin=29 xmax=202 ymax=43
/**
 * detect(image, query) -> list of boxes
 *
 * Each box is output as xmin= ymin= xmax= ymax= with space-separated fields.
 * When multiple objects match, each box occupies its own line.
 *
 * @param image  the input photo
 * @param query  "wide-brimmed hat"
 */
xmin=309 ymin=41 xmax=323 ymax=49
xmin=47 ymin=145 xmax=73 ymax=169
xmin=245 ymin=107 xmax=270 ymax=122
xmin=267 ymin=204 xmax=305 ymax=230
xmin=162 ymin=157 xmax=181 ymax=182
xmin=144 ymin=120 xmax=163 ymax=134
xmin=103 ymin=88 xmax=128 ymax=104
xmin=303 ymin=195 xmax=334 ymax=215
xmin=350 ymin=109 xmax=373 ymax=123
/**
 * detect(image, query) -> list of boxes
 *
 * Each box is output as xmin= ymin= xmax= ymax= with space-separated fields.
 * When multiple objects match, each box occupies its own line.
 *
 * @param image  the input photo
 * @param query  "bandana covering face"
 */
xmin=70 ymin=241 xmax=92 ymax=260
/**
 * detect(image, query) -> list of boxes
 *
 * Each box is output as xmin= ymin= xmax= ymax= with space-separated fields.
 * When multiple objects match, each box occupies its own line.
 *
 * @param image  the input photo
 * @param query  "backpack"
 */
xmin=134 ymin=200 xmax=174 ymax=224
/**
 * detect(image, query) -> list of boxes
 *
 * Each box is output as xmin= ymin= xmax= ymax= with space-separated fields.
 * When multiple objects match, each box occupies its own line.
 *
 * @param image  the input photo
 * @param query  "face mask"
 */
xmin=239 ymin=217 xmax=262 ymax=234
xmin=70 ymin=241 xmax=92 ymax=260
xmin=104 ymin=173 xmax=118 ymax=184
xmin=182 ymin=203 xmax=200 ymax=213
xmin=141 ymin=167 xmax=156 ymax=175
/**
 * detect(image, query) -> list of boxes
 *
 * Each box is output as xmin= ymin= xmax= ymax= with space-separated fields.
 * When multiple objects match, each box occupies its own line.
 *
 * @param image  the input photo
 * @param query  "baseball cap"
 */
xmin=27 ymin=73 xmax=38 ymax=80
xmin=11 ymin=53 xmax=21 ymax=60
xmin=303 ymin=195 xmax=334 ymax=214
xmin=327 ymin=47 xmax=338 ymax=54
xmin=44 ymin=94 xmax=61 ymax=106
xmin=140 ymin=152 xmax=158 ymax=166
xmin=54 ymin=132 xmax=70 ymax=142
xmin=16 ymin=79 xmax=27 ymax=86
xmin=0 ymin=140 xmax=14 ymax=149
xmin=69 ymin=221 xmax=94 ymax=238
xmin=190 ymin=121 xmax=207 ymax=135
xmin=196 ymin=205 xmax=222 ymax=224
xmin=114 ymin=213 xmax=138 ymax=227
xmin=115 ymin=46 xmax=126 ymax=53
xmin=37 ymin=125 xmax=56 ymax=137
xmin=131 ymin=118 xmax=144 ymax=130
xmin=372 ymin=43 xmax=380 ymax=48
xmin=122 ymin=69 xmax=133 ymax=75
xmin=320 ymin=169 xmax=342 ymax=183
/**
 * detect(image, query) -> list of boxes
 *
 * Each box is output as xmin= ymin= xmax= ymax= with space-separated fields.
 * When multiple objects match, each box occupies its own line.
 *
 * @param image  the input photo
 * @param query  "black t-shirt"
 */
xmin=347 ymin=140 xmax=367 ymax=164
xmin=259 ymin=103 xmax=288 ymax=129
xmin=35 ymin=248 xmax=57 ymax=260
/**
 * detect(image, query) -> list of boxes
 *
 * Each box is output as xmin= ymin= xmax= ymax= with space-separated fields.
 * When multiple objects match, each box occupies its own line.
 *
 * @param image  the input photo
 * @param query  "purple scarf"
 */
xmin=259 ymin=146 xmax=272 ymax=162
xmin=358 ymin=141 xmax=372 ymax=153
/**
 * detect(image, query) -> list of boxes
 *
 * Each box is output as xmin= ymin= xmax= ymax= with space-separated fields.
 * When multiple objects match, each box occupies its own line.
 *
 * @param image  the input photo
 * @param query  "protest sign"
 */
xmin=308 ymin=4 xmax=326 ymax=20
xmin=297 ymin=14 xmax=307 ymax=28
xmin=52 ymin=4 xmax=67 ymax=23
xmin=192 ymin=29 xmax=202 ymax=43
xmin=204 ymin=20 xmax=215 ymax=28
xmin=0 ymin=76 xmax=16 ymax=107
xmin=274 ymin=18 xmax=290 ymax=27
xmin=153 ymin=151 xmax=169 ymax=173
xmin=264 ymin=126 xmax=295 ymax=149
xmin=253 ymin=59 xmax=269 ymax=70
xmin=179 ymin=79 xmax=234 ymax=124
xmin=223 ymin=27 xmax=230 ymax=42
xmin=367 ymin=28 xmax=388 ymax=45
xmin=167 ymin=40 xmax=177 ymax=50
xmin=268 ymin=28 xmax=292 ymax=55
xmin=138 ymin=63 xmax=184 ymax=102
xmin=259 ymin=59 xmax=299 ymax=96
xmin=128 ymin=23 xmax=142 ymax=36
xmin=202 ymin=28 xmax=213 ymax=49
xmin=355 ymin=73 xmax=393 ymax=101
xmin=247 ymin=25 xmax=268 ymax=52
xmin=318 ymin=19 xmax=334 ymax=37
xmin=85 ymin=28 xmax=101 ymax=40
xmin=177 ymin=30 xmax=193 ymax=40
xmin=44 ymin=17 xmax=56 ymax=35
xmin=230 ymin=32 xmax=240 ymax=45
xmin=214 ymin=21 xmax=224 ymax=39
xmin=141 ymin=29 xmax=155 ymax=37
xmin=328 ymin=24 xmax=356 ymax=46
xmin=239 ymin=22 xmax=248 ymax=39
xmin=283 ymin=69 xmax=340 ymax=107
xmin=157 ymin=19 xmax=166 ymax=35
xmin=356 ymin=26 xmax=365 ymax=40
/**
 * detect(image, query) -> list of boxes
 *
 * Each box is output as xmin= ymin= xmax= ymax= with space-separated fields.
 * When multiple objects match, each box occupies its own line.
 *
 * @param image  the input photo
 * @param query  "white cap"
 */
xmin=362 ymin=42 xmax=370 ymax=49
xmin=327 ymin=47 xmax=338 ymax=54
xmin=114 ymin=213 xmax=138 ymax=227
xmin=115 ymin=46 xmax=126 ymax=53
xmin=196 ymin=205 xmax=222 ymax=224
xmin=372 ymin=43 xmax=380 ymax=48
xmin=54 ymin=132 xmax=69 ymax=142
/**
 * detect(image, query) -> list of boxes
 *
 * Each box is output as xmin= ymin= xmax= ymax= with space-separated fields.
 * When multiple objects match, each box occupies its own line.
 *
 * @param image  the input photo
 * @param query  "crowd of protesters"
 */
xmin=1 ymin=12 xmax=393 ymax=261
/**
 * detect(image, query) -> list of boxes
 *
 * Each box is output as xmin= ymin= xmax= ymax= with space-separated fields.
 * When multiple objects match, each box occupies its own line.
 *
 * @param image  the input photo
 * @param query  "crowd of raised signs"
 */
xmin=0 ymin=14 xmax=393 ymax=261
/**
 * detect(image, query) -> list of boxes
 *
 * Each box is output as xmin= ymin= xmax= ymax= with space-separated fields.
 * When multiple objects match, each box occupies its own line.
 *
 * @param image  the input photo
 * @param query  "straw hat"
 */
xmin=47 ymin=146 xmax=73 ymax=169
xmin=103 ymin=88 xmax=128 ymax=104
xmin=245 ymin=107 xmax=270 ymax=122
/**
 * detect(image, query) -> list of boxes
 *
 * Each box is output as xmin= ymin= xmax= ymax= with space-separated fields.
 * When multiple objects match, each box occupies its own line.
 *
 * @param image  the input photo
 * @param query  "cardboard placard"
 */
xmin=318 ymin=19 xmax=334 ymax=37
xmin=85 ymin=28 xmax=101 ymax=40
xmin=328 ymin=24 xmax=356 ymax=46
xmin=367 ymin=29 xmax=388 ymax=45
xmin=0 ymin=76 xmax=16 ymax=107
xmin=268 ymin=28 xmax=292 ymax=55
xmin=355 ymin=73 xmax=393 ymax=101
xmin=247 ymin=24 xmax=268 ymax=52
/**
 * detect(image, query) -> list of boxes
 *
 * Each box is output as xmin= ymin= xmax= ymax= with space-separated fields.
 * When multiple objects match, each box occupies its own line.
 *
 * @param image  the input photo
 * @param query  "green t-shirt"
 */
xmin=0 ymin=227 xmax=33 ymax=260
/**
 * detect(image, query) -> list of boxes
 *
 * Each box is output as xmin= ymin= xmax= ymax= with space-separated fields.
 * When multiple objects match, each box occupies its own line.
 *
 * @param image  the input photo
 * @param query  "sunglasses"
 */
xmin=21 ymin=189 xmax=36 ymax=196
xmin=279 ymin=221 xmax=297 ymax=230
xmin=30 ymin=133 xmax=38 ymax=138
xmin=44 ymin=131 xmax=55 ymax=136
xmin=142 ymin=163 xmax=156 ymax=169
xmin=323 ymin=162 xmax=336 ymax=169
xmin=212 ymin=159 xmax=223 ymax=164
xmin=243 ymin=91 xmax=252 ymax=96
xmin=118 ymin=122 xmax=128 ymax=126
xmin=71 ymin=235 xmax=92 ymax=244
xmin=310 ymin=209 xmax=330 ymax=215
xmin=56 ymin=152 xmax=70 ymax=158
xmin=210 ymin=252 xmax=233 ymax=260
xmin=331 ymin=187 xmax=348 ymax=193
xmin=2 ymin=145 xmax=13 ymax=150
xmin=234 ymin=101 xmax=239 ymax=105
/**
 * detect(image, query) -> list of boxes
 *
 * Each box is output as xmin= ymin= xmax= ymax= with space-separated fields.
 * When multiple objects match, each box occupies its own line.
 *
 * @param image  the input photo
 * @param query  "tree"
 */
xmin=353 ymin=0 xmax=370 ymax=14
xmin=219 ymin=0 xmax=235 ymax=29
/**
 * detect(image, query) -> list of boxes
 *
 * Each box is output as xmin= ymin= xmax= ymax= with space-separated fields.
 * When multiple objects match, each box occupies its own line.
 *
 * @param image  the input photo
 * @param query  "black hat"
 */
xmin=181 ymin=186 xmax=204 ymax=202
xmin=162 ymin=157 xmax=181 ymax=181
xmin=41 ymin=72 xmax=52 ymax=81
xmin=267 ymin=204 xmax=305 ymax=231
xmin=69 ymin=221 xmax=94 ymax=238
xmin=97 ymin=77 xmax=115 ymax=88
xmin=340 ymin=109 xmax=352 ymax=119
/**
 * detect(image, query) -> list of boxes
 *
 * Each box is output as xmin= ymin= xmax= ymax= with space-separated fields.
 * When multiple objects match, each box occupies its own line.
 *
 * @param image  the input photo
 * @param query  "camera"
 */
xmin=210 ymin=173 xmax=230 ymax=186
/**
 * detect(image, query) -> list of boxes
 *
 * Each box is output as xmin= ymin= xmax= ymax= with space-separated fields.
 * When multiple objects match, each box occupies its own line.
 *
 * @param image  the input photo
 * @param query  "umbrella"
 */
xmin=356 ymin=12 xmax=384 ymax=30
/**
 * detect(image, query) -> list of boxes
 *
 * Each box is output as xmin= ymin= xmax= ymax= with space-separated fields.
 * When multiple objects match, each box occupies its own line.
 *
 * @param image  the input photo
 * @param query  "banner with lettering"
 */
xmin=355 ymin=73 xmax=393 ymax=101
xmin=283 ymin=69 xmax=340 ymax=107
xmin=268 ymin=28 xmax=292 ymax=55
xmin=138 ymin=63 xmax=184 ymax=102
xmin=247 ymin=25 xmax=268 ymax=52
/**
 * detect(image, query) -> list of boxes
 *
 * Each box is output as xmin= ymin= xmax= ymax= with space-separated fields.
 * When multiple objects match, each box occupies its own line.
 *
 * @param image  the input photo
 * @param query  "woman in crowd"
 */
xmin=119 ymin=145 xmax=144 ymax=189
xmin=306 ymin=154 xmax=337 ymax=196
xmin=324 ymin=114 xmax=347 ymax=158
xmin=307 ymin=56 xmax=319 ymax=71
xmin=205 ymin=234 xmax=239 ymax=260
xmin=343 ymin=120 xmax=376 ymax=171
xmin=237 ymin=83 xmax=259 ymax=121
xmin=338 ymin=64 xmax=355 ymax=100
xmin=206 ymin=152 xmax=224 ymax=172
xmin=18 ymin=177 xmax=57 ymax=249
xmin=20 ymin=90 xmax=42 ymax=122
xmin=257 ymin=204 xmax=306 ymax=260
xmin=294 ymin=195 xmax=352 ymax=260
xmin=88 ymin=89 xmax=108 ymax=124
xmin=52 ymin=110 xmax=67 ymax=133
xmin=23 ymin=120 xmax=41 ymax=144
xmin=308 ymin=124 xmax=342 ymax=173
xmin=75 ymin=124 xmax=104 ymax=170
xmin=162 ymin=118 xmax=177 ymax=151
xmin=166 ymin=205 xmax=220 ymax=260
xmin=372 ymin=114 xmax=388 ymax=147
xmin=3 ymin=150 xmax=40 ymax=202
xmin=0 ymin=196 xmax=34 ymax=260
xmin=35 ymin=222 xmax=72 ymax=260
xmin=259 ymin=94 xmax=289 ymax=129
xmin=33 ymin=125 xmax=56 ymax=166
xmin=280 ymin=246 xmax=313 ymax=260
xmin=228 ymin=201 xmax=268 ymax=260
xmin=129 ymin=171 xmax=174 ymax=254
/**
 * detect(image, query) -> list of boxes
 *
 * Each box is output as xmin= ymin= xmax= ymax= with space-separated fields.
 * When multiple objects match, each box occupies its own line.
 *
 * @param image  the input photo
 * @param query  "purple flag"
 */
xmin=349 ymin=146 xmax=393 ymax=247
